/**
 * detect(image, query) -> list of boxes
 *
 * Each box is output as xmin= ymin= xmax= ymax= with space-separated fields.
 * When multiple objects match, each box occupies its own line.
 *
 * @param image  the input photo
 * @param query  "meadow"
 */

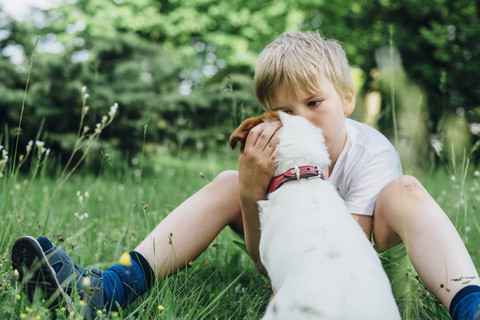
xmin=1 ymin=98 xmax=480 ymax=320
xmin=1 ymin=1 xmax=478 ymax=317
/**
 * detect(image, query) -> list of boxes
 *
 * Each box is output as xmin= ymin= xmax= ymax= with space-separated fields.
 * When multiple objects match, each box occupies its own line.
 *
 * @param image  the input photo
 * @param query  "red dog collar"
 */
xmin=267 ymin=165 xmax=325 ymax=194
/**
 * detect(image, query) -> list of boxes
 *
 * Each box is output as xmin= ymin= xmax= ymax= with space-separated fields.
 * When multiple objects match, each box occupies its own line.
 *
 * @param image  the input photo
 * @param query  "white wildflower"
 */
xmin=475 ymin=170 xmax=480 ymax=177
xmin=81 ymin=86 xmax=87 ymax=93
xmin=82 ymin=276 xmax=91 ymax=291
xmin=0 ymin=147 xmax=7 ymax=179
xmin=431 ymin=135 xmax=443 ymax=153
xmin=84 ymin=191 xmax=90 ymax=198
xmin=108 ymin=103 xmax=118 ymax=117
xmin=470 ymin=123 xmax=480 ymax=135
xmin=102 ymin=115 xmax=108 ymax=124
xmin=26 ymin=140 xmax=33 ymax=153
xmin=78 ymin=212 xmax=89 ymax=221
xmin=35 ymin=141 xmax=44 ymax=148
xmin=450 ymin=175 xmax=456 ymax=182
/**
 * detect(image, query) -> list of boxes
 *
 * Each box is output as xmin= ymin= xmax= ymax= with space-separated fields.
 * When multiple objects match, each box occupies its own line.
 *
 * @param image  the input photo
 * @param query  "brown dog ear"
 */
xmin=229 ymin=111 xmax=280 ymax=150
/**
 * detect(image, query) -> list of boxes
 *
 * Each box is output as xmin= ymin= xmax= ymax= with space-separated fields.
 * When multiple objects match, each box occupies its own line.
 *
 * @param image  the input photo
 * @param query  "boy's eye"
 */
xmin=307 ymin=100 xmax=322 ymax=107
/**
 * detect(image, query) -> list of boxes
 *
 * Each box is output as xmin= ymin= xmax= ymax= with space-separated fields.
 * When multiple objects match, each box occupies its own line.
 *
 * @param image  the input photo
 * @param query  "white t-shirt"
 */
xmin=329 ymin=118 xmax=402 ymax=216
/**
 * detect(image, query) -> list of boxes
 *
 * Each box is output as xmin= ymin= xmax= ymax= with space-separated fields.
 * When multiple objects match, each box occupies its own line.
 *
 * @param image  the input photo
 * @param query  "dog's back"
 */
xmin=257 ymin=113 xmax=400 ymax=319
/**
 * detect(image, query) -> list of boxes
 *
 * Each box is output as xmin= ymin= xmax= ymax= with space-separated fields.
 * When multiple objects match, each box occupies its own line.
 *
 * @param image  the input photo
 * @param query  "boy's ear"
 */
xmin=343 ymin=88 xmax=356 ymax=116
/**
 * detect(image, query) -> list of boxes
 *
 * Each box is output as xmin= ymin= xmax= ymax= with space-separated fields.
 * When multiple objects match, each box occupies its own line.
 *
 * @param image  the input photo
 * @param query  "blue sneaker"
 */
xmin=11 ymin=236 xmax=105 ymax=319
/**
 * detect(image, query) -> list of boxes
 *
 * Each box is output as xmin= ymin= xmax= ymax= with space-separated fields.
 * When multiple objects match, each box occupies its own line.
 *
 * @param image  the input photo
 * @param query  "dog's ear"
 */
xmin=230 ymin=111 xmax=280 ymax=150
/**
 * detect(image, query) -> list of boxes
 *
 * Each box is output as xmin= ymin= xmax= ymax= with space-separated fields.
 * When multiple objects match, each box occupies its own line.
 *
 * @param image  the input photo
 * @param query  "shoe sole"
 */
xmin=11 ymin=236 xmax=76 ymax=314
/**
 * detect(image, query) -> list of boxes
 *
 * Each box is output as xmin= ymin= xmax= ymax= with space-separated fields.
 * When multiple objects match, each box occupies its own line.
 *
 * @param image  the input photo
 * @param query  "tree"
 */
xmin=1 ymin=0 xmax=479 ymax=164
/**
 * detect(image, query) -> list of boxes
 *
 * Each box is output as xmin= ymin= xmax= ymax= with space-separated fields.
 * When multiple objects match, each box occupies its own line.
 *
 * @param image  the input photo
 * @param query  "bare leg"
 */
xmin=135 ymin=170 xmax=243 ymax=279
xmin=373 ymin=175 xmax=480 ymax=310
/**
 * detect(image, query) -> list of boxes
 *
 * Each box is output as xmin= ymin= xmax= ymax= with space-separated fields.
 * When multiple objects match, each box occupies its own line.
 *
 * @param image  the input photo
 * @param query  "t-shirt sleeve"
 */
xmin=344 ymin=149 xmax=401 ymax=216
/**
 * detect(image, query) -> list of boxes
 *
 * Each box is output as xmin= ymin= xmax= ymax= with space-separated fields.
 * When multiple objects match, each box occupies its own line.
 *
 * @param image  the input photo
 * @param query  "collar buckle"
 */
xmin=291 ymin=165 xmax=301 ymax=180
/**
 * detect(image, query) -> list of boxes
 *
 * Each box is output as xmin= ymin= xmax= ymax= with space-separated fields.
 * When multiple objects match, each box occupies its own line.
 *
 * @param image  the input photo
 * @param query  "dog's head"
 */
xmin=230 ymin=111 xmax=330 ymax=173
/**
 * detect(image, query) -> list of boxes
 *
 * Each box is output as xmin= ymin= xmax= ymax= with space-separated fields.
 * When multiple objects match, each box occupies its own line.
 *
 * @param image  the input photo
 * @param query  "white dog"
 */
xmin=230 ymin=112 xmax=400 ymax=320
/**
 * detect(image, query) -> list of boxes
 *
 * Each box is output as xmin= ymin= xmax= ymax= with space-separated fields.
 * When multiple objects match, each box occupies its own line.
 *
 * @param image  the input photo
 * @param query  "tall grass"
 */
xmin=4 ymin=103 xmax=480 ymax=320
xmin=0 ymin=137 xmax=273 ymax=319
xmin=4 ymin=130 xmax=480 ymax=319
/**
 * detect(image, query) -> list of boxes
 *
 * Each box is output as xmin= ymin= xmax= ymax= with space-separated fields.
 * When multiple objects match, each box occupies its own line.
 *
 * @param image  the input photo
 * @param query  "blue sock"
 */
xmin=103 ymin=251 xmax=155 ymax=310
xmin=450 ymin=285 xmax=480 ymax=320
xmin=37 ymin=237 xmax=155 ymax=310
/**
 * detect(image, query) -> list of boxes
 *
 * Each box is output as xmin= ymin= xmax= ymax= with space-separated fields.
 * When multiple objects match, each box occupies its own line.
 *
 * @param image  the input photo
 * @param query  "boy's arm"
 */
xmin=238 ymin=121 xmax=281 ymax=276
xmin=351 ymin=213 xmax=373 ymax=238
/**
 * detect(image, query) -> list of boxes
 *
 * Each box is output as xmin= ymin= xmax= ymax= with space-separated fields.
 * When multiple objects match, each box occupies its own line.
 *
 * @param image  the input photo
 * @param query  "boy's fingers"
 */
xmin=263 ymin=126 xmax=280 ymax=160
xmin=243 ymin=123 xmax=265 ymax=151
xmin=252 ymin=121 xmax=281 ymax=152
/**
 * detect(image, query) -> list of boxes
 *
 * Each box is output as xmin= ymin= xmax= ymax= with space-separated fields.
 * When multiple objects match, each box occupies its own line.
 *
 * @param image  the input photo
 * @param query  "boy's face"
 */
xmin=270 ymin=76 xmax=355 ymax=164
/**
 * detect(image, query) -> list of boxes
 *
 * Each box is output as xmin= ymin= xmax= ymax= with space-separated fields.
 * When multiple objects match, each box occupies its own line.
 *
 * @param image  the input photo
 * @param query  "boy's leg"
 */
xmin=12 ymin=170 xmax=243 ymax=316
xmin=373 ymin=175 xmax=480 ymax=311
xmin=135 ymin=170 xmax=243 ymax=278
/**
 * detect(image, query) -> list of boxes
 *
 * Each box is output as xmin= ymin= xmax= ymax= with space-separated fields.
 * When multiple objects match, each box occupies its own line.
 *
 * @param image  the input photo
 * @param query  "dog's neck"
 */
xmin=268 ymin=165 xmax=325 ymax=194
xmin=275 ymin=154 xmax=328 ymax=176
xmin=268 ymin=112 xmax=331 ymax=193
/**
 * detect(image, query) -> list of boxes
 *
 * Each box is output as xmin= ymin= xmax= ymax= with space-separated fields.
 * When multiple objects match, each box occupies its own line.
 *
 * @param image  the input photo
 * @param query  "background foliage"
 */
xmin=0 ymin=0 xmax=479 ymax=166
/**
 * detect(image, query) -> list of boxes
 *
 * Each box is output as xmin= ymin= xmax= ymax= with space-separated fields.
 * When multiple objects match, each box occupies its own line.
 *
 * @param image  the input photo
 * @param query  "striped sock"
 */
xmin=450 ymin=285 xmax=480 ymax=320
xmin=103 ymin=251 xmax=155 ymax=310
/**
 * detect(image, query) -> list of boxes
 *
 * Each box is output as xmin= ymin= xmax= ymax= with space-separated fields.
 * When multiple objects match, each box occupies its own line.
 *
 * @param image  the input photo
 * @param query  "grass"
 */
xmin=0 ymin=146 xmax=273 ymax=319
xmin=1 ymin=138 xmax=480 ymax=319
xmin=0 ymin=88 xmax=479 ymax=320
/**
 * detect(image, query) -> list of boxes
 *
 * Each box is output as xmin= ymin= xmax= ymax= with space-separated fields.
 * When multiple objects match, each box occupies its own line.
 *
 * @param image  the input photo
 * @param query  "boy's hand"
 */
xmin=237 ymin=120 xmax=280 ymax=275
xmin=238 ymin=121 xmax=281 ymax=202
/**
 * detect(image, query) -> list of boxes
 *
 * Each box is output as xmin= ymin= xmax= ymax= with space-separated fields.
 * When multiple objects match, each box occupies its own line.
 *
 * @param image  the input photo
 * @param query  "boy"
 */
xmin=12 ymin=31 xmax=480 ymax=319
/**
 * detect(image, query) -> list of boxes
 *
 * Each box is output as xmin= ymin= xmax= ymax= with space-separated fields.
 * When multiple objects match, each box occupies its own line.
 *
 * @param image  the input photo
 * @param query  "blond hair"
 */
xmin=254 ymin=31 xmax=353 ymax=110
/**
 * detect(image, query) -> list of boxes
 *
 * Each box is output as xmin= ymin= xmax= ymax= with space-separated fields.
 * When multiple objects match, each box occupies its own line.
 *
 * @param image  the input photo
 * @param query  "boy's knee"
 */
xmin=380 ymin=175 xmax=427 ymax=204
xmin=374 ymin=175 xmax=429 ymax=250
xmin=376 ymin=175 xmax=430 ymax=223
xmin=212 ymin=170 xmax=239 ymax=188
xmin=397 ymin=175 xmax=424 ymax=194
